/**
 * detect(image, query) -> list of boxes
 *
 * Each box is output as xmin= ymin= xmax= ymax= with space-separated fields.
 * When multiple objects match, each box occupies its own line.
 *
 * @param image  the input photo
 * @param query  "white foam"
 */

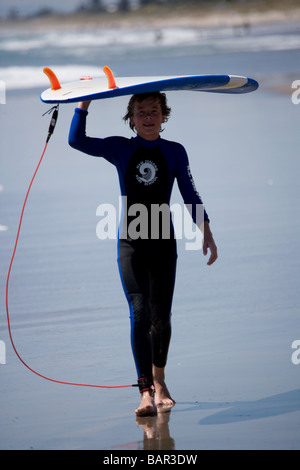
xmin=1 ymin=26 xmax=299 ymax=55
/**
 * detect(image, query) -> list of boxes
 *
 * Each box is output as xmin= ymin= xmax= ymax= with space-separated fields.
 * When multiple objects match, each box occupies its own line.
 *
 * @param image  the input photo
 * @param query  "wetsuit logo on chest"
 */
xmin=136 ymin=160 xmax=158 ymax=185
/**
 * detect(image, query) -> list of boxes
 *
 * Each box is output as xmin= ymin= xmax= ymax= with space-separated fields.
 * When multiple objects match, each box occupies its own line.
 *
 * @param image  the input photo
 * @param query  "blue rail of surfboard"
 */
xmin=40 ymin=75 xmax=259 ymax=104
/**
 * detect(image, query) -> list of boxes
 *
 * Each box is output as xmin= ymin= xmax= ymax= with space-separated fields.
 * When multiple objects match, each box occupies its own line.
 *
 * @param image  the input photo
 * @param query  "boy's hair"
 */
xmin=123 ymin=92 xmax=171 ymax=132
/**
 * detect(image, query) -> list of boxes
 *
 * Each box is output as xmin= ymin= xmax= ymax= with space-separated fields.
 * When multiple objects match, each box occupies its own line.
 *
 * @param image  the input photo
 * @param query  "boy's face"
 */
xmin=130 ymin=97 xmax=165 ymax=141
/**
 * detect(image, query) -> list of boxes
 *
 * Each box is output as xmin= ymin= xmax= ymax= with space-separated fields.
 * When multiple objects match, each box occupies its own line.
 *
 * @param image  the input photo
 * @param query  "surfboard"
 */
xmin=40 ymin=66 xmax=258 ymax=104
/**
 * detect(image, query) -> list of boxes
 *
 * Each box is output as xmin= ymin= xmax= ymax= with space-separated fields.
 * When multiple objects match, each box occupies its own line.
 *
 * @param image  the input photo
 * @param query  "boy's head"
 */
xmin=123 ymin=92 xmax=171 ymax=134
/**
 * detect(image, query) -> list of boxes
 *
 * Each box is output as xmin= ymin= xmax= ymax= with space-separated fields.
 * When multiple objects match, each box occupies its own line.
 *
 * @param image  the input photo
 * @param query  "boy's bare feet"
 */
xmin=135 ymin=367 xmax=175 ymax=416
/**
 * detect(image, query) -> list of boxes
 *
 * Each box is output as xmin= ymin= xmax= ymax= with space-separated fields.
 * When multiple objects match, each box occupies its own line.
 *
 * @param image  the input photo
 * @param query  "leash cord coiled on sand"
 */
xmin=5 ymin=105 xmax=137 ymax=390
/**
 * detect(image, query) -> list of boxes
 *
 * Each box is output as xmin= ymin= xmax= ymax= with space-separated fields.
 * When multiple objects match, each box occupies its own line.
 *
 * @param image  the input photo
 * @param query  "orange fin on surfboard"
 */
xmin=43 ymin=67 xmax=62 ymax=91
xmin=44 ymin=66 xmax=118 ymax=91
xmin=103 ymin=66 xmax=118 ymax=89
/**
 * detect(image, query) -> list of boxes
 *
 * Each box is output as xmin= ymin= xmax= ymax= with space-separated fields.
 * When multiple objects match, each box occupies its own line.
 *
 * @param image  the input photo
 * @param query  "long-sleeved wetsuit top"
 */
xmin=69 ymin=107 xmax=209 ymax=239
xmin=69 ymin=107 xmax=209 ymax=387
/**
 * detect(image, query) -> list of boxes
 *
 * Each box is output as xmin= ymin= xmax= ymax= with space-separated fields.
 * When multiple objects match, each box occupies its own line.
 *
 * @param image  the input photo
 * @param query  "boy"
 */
xmin=69 ymin=91 xmax=217 ymax=416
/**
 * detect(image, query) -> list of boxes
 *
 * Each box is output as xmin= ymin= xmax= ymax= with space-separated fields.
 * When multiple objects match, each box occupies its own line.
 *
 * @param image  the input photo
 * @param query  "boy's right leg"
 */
xmin=118 ymin=240 xmax=155 ymax=415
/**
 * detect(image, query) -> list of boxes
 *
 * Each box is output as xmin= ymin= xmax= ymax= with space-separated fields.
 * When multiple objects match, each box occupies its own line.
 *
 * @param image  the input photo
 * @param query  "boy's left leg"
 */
xmin=149 ymin=243 xmax=177 ymax=410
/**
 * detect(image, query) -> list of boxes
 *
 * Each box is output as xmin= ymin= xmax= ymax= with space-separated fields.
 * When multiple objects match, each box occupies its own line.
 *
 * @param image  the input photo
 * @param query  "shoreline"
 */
xmin=1 ymin=3 xmax=300 ymax=32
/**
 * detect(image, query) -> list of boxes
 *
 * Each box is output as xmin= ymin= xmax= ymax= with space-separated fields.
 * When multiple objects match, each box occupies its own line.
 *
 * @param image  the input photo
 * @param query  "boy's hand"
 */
xmin=78 ymin=76 xmax=92 ymax=110
xmin=202 ymin=222 xmax=218 ymax=266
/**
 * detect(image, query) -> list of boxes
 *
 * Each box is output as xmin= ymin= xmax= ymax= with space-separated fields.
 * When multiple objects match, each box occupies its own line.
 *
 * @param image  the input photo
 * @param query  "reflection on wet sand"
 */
xmin=136 ymin=410 xmax=175 ymax=450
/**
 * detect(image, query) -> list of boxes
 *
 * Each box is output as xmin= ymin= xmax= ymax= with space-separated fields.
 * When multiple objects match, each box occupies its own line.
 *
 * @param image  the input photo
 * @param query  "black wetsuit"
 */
xmin=69 ymin=108 xmax=209 ymax=390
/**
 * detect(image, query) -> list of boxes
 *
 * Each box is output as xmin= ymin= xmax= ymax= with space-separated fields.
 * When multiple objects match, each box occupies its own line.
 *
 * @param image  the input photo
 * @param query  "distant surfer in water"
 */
xmin=69 ymin=90 xmax=217 ymax=416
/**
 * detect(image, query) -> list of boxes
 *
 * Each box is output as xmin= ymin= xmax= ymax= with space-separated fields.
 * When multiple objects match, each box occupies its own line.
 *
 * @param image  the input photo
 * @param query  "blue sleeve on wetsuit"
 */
xmin=172 ymin=142 xmax=210 ymax=224
xmin=68 ymin=108 xmax=126 ymax=164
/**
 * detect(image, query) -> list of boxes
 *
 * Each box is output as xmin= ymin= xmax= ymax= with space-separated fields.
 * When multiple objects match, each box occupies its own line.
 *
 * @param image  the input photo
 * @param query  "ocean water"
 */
xmin=1 ymin=19 xmax=300 ymax=450
xmin=1 ymin=20 xmax=300 ymax=90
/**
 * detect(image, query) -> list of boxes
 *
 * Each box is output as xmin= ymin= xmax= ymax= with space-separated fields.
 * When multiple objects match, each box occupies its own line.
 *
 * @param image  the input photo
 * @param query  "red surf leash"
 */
xmin=5 ymin=105 xmax=138 ymax=390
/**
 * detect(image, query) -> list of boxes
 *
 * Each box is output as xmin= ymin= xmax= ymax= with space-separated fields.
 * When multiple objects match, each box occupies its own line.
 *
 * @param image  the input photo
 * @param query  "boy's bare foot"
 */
xmin=153 ymin=366 xmax=175 ymax=411
xmin=154 ymin=381 xmax=175 ymax=411
xmin=135 ymin=391 xmax=156 ymax=417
